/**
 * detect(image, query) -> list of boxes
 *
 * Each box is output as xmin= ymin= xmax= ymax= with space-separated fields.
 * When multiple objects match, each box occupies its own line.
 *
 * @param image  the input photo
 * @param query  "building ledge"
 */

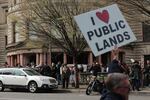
xmin=6 ymin=41 xmax=25 ymax=49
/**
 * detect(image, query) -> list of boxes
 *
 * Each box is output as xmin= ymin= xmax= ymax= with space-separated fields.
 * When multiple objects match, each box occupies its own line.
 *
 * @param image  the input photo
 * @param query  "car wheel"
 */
xmin=0 ymin=81 xmax=4 ymax=91
xmin=28 ymin=81 xmax=38 ymax=93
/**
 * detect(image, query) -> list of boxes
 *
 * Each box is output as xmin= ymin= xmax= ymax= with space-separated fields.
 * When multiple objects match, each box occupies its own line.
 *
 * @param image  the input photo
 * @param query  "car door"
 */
xmin=13 ymin=69 xmax=28 ymax=86
xmin=2 ymin=69 xmax=15 ymax=85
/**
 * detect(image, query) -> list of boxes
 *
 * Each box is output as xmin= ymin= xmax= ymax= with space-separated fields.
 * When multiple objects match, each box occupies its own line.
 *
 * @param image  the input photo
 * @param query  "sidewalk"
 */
xmin=59 ymin=85 xmax=150 ymax=96
xmin=130 ymin=87 xmax=150 ymax=96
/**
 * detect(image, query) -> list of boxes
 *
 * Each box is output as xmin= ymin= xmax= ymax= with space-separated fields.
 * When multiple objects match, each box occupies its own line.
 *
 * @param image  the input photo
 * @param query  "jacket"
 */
xmin=108 ymin=59 xmax=124 ymax=73
xmin=61 ymin=66 xmax=71 ymax=78
xmin=100 ymin=91 xmax=125 ymax=100
xmin=130 ymin=64 xmax=141 ymax=80
xmin=89 ymin=64 xmax=101 ymax=76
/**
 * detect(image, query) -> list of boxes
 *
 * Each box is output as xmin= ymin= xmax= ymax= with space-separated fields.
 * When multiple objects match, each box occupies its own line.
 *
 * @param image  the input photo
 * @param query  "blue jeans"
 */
xmin=56 ymin=74 xmax=62 ymax=84
xmin=132 ymin=79 xmax=140 ymax=91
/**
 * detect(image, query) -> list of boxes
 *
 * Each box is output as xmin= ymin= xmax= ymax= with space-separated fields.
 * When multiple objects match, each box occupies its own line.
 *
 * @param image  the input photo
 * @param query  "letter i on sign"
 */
xmin=91 ymin=17 xmax=95 ymax=25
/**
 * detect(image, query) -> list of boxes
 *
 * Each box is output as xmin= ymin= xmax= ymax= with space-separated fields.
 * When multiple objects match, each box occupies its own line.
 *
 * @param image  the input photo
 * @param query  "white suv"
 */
xmin=0 ymin=68 xmax=58 ymax=93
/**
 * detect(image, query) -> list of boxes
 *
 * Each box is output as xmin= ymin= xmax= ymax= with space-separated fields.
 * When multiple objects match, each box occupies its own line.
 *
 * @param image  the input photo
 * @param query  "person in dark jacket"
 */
xmin=108 ymin=59 xmax=124 ymax=73
xmin=89 ymin=62 xmax=101 ymax=76
xmin=100 ymin=73 xmax=130 ymax=100
xmin=40 ymin=64 xmax=52 ymax=77
xmin=61 ymin=64 xmax=71 ymax=88
xmin=56 ymin=61 xmax=62 ymax=84
xmin=144 ymin=60 xmax=150 ymax=87
xmin=130 ymin=61 xmax=142 ymax=91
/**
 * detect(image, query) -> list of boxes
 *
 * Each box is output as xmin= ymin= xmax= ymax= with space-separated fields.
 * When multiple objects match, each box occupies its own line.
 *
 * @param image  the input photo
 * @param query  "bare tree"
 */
xmin=120 ymin=0 xmax=149 ymax=16
xmin=20 ymin=0 xmax=102 ymax=88
xmin=111 ymin=0 xmax=150 ymax=23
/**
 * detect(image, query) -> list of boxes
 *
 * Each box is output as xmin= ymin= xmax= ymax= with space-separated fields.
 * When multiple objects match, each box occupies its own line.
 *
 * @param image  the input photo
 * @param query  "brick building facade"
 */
xmin=3 ymin=0 xmax=150 ymax=67
xmin=0 ymin=0 xmax=8 ymax=66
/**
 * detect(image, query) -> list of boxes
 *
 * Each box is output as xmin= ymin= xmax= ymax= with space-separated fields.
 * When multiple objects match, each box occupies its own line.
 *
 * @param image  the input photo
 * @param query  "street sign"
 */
xmin=74 ymin=4 xmax=137 ymax=56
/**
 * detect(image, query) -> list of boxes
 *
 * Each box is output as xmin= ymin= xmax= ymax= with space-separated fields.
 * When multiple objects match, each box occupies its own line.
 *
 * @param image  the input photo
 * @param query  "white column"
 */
xmin=40 ymin=53 xmax=44 ymax=64
xmin=20 ymin=54 xmax=23 ymax=66
xmin=36 ymin=53 xmax=39 ymax=65
xmin=89 ymin=52 xmax=93 ymax=65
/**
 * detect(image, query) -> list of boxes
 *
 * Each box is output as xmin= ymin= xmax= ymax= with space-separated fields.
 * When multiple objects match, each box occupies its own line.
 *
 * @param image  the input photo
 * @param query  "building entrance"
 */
xmin=101 ymin=52 xmax=111 ymax=67
xmin=51 ymin=52 xmax=63 ymax=64
xmin=144 ymin=55 xmax=150 ymax=66
xmin=25 ymin=53 xmax=36 ymax=65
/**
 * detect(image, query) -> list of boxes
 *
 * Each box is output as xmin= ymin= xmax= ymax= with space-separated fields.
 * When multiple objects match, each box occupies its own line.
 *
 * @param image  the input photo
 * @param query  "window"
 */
xmin=1 ymin=6 xmax=8 ymax=23
xmin=5 ymin=35 xmax=7 ymax=46
xmin=5 ymin=9 xmax=8 ymax=23
xmin=101 ymin=52 xmax=111 ymax=66
xmin=26 ymin=21 xmax=30 ymax=39
xmin=12 ymin=22 xmax=17 ymax=43
xmin=14 ymin=70 xmax=25 ymax=76
xmin=14 ymin=0 xmax=17 ymax=5
xmin=77 ymin=52 xmax=88 ymax=64
xmin=0 ymin=71 xmax=2 ymax=75
xmin=2 ymin=70 xmax=13 ymax=75
xmin=23 ymin=69 xmax=41 ymax=76
xmin=143 ymin=22 xmax=150 ymax=42
xmin=118 ymin=52 xmax=125 ymax=63
xmin=26 ymin=21 xmax=38 ymax=40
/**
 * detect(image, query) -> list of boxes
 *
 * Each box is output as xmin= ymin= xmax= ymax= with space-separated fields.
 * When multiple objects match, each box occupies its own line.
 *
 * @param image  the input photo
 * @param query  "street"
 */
xmin=0 ymin=90 xmax=149 ymax=100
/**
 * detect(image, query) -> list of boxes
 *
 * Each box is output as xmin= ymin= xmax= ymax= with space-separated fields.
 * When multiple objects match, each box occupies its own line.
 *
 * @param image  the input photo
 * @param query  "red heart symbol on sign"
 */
xmin=96 ymin=10 xmax=109 ymax=24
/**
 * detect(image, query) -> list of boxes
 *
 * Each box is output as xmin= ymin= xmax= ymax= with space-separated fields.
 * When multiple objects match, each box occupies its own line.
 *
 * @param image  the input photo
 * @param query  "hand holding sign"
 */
xmin=74 ymin=4 xmax=137 ymax=56
xmin=112 ymin=45 xmax=118 ymax=55
xmin=112 ymin=45 xmax=118 ymax=60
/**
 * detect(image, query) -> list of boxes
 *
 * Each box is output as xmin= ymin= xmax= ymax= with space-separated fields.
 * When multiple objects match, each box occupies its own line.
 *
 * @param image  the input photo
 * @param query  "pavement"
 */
xmin=58 ymin=85 xmax=150 ymax=96
xmin=130 ymin=87 xmax=150 ymax=96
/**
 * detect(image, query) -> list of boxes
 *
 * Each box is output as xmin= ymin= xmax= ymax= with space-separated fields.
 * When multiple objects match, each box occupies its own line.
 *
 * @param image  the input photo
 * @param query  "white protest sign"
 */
xmin=74 ymin=4 xmax=137 ymax=56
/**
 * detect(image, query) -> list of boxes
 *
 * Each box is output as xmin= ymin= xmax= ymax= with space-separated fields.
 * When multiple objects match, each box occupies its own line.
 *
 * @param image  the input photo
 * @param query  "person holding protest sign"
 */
xmin=108 ymin=46 xmax=125 ymax=73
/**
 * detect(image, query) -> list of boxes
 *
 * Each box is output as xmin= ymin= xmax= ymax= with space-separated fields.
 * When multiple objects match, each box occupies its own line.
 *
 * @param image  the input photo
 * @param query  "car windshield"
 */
xmin=23 ymin=69 xmax=41 ymax=76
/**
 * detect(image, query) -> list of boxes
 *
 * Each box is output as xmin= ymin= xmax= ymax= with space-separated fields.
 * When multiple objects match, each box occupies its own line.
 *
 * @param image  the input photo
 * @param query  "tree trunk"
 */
xmin=73 ymin=53 xmax=79 ymax=88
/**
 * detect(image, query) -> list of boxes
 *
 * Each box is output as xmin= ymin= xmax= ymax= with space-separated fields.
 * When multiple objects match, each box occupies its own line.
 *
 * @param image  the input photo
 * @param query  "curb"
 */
xmin=130 ymin=91 xmax=150 ymax=96
xmin=61 ymin=88 xmax=150 ymax=96
xmin=58 ymin=85 xmax=150 ymax=96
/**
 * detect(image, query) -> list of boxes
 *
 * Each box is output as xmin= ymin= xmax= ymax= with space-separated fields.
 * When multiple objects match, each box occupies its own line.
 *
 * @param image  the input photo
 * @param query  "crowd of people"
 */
xmin=34 ymin=62 xmax=77 ymax=89
xmin=2 ymin=58 xmax=150 ymax=90
xmin=99 ymin=56 xmax=150 ymax=100
xmin=1 ymin=55 xmax=150 ymax=97
xmin=108 ymin=59 xmax=150 ymax=90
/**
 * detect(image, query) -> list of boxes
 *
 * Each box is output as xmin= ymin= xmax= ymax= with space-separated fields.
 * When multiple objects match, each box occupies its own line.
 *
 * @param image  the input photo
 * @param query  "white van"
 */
xmin=0 ymin=68 xmax=58 ymax=93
